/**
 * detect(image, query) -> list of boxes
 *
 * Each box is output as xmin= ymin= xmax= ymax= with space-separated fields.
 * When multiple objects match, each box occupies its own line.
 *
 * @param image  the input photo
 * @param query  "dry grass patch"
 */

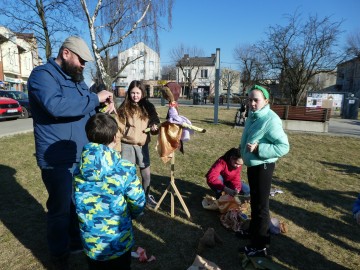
xmin=0 ymin=106 xmax=359 ymax=270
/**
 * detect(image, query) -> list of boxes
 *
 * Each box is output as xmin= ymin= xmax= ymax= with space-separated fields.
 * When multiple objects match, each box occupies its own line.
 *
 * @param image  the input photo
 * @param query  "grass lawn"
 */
xmin=0 ymin=106 xmax=359 ymax=270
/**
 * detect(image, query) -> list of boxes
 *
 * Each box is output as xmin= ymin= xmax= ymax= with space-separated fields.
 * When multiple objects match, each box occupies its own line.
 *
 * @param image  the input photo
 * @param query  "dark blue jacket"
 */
xmin=28 ymin=58 xmax=100 ymax=168
xmin=353 ymin=194 xmax=360 ymax=215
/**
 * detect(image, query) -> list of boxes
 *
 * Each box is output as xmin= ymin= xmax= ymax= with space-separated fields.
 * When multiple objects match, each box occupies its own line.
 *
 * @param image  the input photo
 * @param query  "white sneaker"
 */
xmin=147 ymin=195 xmax=157 ymax=208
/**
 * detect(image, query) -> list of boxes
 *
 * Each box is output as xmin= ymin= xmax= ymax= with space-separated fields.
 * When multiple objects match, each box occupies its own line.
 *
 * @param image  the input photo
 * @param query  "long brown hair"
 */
xmin=116 ymin=80 xmax=150 ymax=123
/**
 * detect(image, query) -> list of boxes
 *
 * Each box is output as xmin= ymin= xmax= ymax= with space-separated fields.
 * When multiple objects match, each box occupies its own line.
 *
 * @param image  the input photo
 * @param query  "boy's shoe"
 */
xmin=146 ymin=195 xmax=158 ymax=208
xmin=239 ymin=246 xmax=267 ymax=257
xmin=235 ymin=229 xmax=251 ymax=239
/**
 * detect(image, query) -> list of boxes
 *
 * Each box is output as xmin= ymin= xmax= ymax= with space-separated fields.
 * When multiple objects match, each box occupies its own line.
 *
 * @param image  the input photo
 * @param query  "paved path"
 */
xmin=327 ymin=118 xmax=360 ymax=138
xmin=0 ymin=118 xmax=33 ymax=138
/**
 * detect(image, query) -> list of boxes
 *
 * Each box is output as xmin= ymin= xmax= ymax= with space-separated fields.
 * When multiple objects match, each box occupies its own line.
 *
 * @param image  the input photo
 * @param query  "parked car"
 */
xmin=0 ymin=90 xmax=31 ymax=118
xmin=0 ymin=97 xmax=22 ymax=120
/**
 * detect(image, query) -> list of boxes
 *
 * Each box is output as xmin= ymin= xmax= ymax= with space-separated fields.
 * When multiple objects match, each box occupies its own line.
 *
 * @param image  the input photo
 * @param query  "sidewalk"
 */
xmin=328 ymin=118 xmax=360 ymax=137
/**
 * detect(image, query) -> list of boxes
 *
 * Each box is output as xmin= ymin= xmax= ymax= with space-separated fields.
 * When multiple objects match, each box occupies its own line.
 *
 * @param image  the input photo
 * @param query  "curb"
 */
xmin=0 ymin=129 xmax=33 ymax=138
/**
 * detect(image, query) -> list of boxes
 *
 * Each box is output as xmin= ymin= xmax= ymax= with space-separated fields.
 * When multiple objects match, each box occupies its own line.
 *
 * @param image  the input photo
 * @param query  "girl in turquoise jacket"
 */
xmin=239 ymin=85 xmax=289 ymax=257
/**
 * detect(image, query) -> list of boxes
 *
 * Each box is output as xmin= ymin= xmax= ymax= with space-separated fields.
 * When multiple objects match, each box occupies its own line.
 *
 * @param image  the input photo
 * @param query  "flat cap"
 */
xmin=62 ymin=36 xmax=94 ymax=62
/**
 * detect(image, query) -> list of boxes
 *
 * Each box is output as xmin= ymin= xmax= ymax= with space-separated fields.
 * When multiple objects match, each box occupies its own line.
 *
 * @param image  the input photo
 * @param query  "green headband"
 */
xmin=250 ymin=85 xmax=269 ymax=99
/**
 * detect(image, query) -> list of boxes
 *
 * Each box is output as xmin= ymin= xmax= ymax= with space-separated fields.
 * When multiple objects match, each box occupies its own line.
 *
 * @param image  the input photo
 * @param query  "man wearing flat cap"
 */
xmin=28 ymin=36 xmax=115 ymax=268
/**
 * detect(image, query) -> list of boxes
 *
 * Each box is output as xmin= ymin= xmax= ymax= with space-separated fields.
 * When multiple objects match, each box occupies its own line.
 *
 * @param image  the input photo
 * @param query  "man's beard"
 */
xmin=61 ymin=57 xmax=84 ymax=82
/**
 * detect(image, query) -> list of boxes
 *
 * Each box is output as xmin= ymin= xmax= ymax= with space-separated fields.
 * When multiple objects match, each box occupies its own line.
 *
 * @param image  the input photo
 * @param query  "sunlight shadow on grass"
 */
xmin=0 ymin=164 xmax=50 ymax=269
xmin=319 ymin=161 xmax=360 ymax=175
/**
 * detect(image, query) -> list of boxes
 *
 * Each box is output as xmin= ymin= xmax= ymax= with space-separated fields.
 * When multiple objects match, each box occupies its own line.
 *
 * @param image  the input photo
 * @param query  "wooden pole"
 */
xmin=154 ymin=152 xmax=191 ymax=218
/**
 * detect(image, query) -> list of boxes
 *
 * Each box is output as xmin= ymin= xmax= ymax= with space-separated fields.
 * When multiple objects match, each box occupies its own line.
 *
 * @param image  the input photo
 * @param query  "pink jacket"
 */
xmin=206 ymin=158 xmax=242 ymax=192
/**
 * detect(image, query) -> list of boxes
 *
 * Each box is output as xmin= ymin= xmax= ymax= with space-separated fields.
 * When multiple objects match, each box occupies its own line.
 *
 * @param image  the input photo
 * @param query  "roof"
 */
xmin=177 ymin=54 xmax=216 ymax=67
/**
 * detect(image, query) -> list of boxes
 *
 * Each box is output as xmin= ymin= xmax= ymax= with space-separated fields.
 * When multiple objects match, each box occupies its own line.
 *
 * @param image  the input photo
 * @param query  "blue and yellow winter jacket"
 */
xmin=73 ymin=143 xmax=145 ymax=261
xmin=240 ymin=104 xmax=290 ymax=167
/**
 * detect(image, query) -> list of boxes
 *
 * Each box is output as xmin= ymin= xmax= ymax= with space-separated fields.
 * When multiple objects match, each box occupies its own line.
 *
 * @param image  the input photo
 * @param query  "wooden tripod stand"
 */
xmin=154 ymin=152 xmax=191 ymax=218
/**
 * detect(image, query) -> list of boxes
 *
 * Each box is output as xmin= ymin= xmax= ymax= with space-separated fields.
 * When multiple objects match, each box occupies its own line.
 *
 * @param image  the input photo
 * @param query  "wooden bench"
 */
xmin=271 ymin=105 xmax=330 ymax=122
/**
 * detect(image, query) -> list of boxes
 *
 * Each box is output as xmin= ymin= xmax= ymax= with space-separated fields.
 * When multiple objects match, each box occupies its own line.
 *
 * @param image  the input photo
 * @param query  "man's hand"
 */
xmin=97 ymin=90 xmax=116 ymax=114
xmin=97 ymin=90 xmax=113 ymax=103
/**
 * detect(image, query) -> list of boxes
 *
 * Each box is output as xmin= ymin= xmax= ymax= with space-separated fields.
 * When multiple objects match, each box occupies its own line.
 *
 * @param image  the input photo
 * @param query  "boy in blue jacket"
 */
xmin=73 ymin=113 xmax=145 ymax=269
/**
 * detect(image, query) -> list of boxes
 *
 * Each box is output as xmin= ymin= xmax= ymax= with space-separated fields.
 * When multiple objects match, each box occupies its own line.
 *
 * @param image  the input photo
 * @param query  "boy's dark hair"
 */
xmin=85 ymin=113 xmax=118 ymax=145
xmin=222 ymin=147 xmax=241 ymax=162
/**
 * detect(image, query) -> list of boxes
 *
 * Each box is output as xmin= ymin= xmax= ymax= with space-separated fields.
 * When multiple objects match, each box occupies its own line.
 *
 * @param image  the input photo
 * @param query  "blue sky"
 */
xmin=158 ymin=0 xmax=360 ymax=69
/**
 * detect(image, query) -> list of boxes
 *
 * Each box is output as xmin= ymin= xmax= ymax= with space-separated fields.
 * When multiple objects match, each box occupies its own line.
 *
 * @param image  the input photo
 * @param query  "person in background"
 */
xmin=353 ymin=194 xmax=360 ymax=225
xmin=74 ymin=113 xmax=145 ymax=270
xmin=116 ymin=80 xmax=160 ymax=208
xmin=238 ymin=85 xmax=289 ymax=257
xmin=206 ymin=147 xmax=250 ymax=199
xmin=28 ymin=36 xmax=115 ymax=269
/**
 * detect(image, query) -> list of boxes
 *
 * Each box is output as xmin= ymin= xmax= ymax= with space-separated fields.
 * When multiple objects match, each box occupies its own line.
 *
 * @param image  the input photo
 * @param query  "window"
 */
xmin=201 ymin=69 xmax=208 ymax=78
xmin=184 ymin=69 xmax=190 ymax=78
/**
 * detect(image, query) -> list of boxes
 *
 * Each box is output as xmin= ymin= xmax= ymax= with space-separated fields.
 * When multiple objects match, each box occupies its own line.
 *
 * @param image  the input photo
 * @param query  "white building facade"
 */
xmin=0 ymin=26 xmax=39 ymax=91
xmin=114 ymin=42 xmax=160 ymax=95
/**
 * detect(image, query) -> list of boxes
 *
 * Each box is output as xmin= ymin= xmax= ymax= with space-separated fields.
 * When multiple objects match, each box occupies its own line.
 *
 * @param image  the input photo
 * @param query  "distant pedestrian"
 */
xmin=203 ymin=92 xmax=208 ymax=104
xmin=219 ymin=95 xmax=224 ymax=105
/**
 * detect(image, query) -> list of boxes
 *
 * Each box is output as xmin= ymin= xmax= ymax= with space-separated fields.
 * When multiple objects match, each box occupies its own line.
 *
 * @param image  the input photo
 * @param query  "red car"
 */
xmin=0 ymin=97 xmax=23 ymax=120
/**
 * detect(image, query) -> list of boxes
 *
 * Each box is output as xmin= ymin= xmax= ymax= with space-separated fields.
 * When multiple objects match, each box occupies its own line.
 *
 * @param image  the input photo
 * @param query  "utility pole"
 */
xmin=214 ymin=48 xmax=220 ymax=124
xmin=227 ymin=71 xmax=231 ymax=109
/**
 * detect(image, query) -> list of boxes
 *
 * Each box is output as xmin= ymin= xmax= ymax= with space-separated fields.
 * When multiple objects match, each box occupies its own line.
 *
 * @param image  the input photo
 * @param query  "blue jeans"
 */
xmin=213 ymin=175 xmax=250 ymax=198
xmin=41 ymin=164 xmax=81 ymax=257
xmin=241 ymin=181 xmax=250 ymax=195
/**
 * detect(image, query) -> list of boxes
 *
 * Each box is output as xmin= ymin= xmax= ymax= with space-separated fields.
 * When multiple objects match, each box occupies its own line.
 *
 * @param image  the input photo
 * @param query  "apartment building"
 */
xmin=176 ymin=53 xmax=216 ymax=97
xmin=336 ymin=57 xmax=360 ymax=98
xmin=0 ymin=26 xmax=39 ymax=91
xmin=112 ymin=42 xmax=161 ymax=96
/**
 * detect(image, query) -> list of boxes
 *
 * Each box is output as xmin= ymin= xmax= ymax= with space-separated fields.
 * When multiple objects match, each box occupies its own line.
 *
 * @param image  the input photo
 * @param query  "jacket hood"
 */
xmin=79 ymin=143 xmax=118 ymax=181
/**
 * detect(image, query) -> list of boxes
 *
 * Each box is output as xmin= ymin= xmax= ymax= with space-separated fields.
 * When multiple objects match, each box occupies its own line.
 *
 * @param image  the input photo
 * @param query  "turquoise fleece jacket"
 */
xmin=240 ymin=104 xmax=290 ymax=167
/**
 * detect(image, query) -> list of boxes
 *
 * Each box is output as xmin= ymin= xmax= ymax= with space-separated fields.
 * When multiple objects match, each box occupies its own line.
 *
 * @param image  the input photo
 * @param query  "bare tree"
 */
xmin=79 ymin=0 xmax=173 ymax=90
xmin=346 ymin=30 xmax=360 ymax=58
xmin=221 ymin=68 xmax=240 ymax=94
xmin=258 ymin=12 xmax=344 ymax=105
xmin=170 ymin=44 xmax=204 ymax=98
xmin=161 ymin=64 xmax=177 ymax=80
xmin=0 ymin=0 xmax=82 ymax=60
xmin=233 ymin=44 xmax=266 ymax=95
